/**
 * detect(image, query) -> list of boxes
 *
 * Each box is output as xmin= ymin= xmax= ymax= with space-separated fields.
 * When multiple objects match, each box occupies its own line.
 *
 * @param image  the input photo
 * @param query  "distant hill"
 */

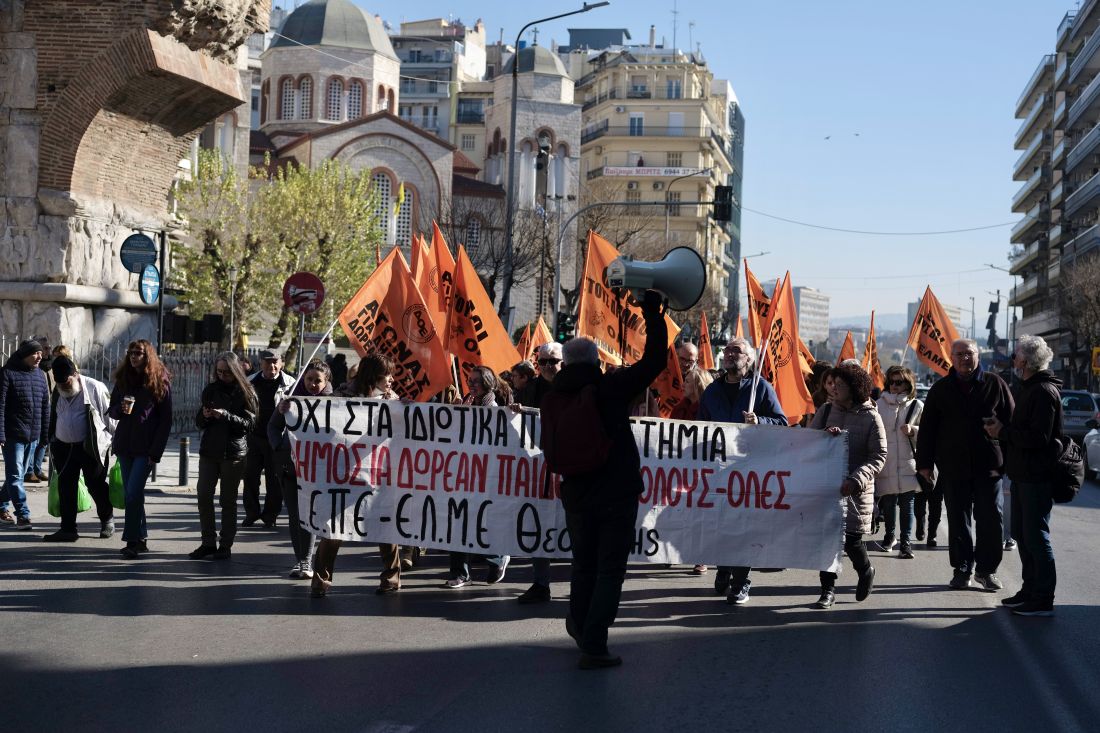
xmin=830 ymin=313 xmax=909 ymax=332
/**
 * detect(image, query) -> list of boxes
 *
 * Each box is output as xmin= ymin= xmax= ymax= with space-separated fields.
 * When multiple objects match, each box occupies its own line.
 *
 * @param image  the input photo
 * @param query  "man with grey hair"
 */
xmin=917 ymin=338 xmax=1014 ymax=592
xmin=512 ymin=340 xmax=564 ymax=604
xmin=676 ymin=341 xmax=699 ymax=376
xmin=697 ymin=337 xmax=788 ymax=604
xmin=983 ymin=334 xmax=1061 ymax=616
xmin=540 ymin=291 xmax=666 ymax=669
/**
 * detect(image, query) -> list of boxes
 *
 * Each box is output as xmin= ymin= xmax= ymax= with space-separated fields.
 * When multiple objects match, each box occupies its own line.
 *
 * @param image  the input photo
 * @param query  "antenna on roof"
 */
xmin=671 ymin=0 xmax=679 ymax=52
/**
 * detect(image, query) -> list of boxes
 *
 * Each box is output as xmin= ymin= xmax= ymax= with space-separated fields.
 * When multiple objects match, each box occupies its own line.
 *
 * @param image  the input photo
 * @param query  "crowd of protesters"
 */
xmin=0 ymin=320 xmax=1072 ymax=668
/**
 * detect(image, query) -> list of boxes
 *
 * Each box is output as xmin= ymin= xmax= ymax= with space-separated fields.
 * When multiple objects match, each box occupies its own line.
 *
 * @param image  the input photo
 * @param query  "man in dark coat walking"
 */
xmin=0 ymin=340 xmax=50 ymax=529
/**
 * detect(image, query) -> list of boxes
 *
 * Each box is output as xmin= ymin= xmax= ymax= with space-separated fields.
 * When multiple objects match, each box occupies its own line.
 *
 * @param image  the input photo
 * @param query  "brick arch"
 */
xmin=38 ymin=28 xmax=242 ymax=210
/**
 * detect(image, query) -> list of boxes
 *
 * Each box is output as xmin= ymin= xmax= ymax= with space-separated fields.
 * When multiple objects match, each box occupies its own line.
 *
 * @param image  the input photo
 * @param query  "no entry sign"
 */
xmin=283 ymin=272 xmax=325 ymax=314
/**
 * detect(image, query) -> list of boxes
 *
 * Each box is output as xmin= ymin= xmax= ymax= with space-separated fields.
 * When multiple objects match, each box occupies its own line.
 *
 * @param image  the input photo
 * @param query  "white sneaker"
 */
xmin=288 ymin=561 xmax=303 ymax=579
xmin=300 ymin=558 xmax=314 ymax=579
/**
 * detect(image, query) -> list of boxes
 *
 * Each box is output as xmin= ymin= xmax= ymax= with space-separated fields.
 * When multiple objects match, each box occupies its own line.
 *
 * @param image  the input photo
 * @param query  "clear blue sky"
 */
xmin=329 ymin=0 xmax=1069 ymax=330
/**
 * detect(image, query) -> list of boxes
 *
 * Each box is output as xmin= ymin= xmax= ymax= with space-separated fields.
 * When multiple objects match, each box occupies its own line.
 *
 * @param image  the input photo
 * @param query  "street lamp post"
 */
xmin=499 ymin=2 xmax=610 ymax=321
xmin=228 ymin=265 xmax=239 ymax=350
xmin=986 ymin=263 xmax=1018 ymax=348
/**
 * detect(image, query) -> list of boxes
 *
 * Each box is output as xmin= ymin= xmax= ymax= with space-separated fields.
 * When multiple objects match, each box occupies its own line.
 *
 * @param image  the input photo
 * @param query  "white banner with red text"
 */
xmin=285 ymin=398 xmax=847 ymax=572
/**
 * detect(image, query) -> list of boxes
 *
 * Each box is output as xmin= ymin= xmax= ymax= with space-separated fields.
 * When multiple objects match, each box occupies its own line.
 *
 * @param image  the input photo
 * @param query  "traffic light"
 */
xmin=556 ymin=312 xmax=576 ymax=342
xmin=713 ymin=185 xmax=733 ymax=222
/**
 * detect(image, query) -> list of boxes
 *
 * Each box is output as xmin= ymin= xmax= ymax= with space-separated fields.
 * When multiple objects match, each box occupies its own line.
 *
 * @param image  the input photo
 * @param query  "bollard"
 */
xmin=178 ymin=436 xmax=190 ymax=487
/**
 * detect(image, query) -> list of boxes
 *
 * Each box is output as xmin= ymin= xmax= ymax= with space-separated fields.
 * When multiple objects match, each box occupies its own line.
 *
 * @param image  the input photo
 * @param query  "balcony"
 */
xmin=1011 ymin=202 xmax=1048 ymax=244
xmin=1055 ymin=97 xmax=1067 ymax=128
xmin=1059 ymin=11 xmax=1078 ymax=48
xmin=1018 ymin=55 xmax=1055 ymax=116
xmin=1010 ymin=275 xmax=1043 ymax=306
xmin=1053 ymin=137 xmax=1067 ymax=165
xmin=1011 ymin=165 xmax=1049 ymax=212
xmin=1013 ymin=130 xmax=1050 ymax=180
xmin=1048 ymin=259 xmax=1062 ymax=284
xmin=581 ymin=120 xmax=610 ymax=144
xmin=1015 ymin=94 xmax=1051 ymax=147
xmin=1066 ymin=119 xmax=1100 ymax=172
xmin=1067 ymin=70 xmax=1100 ymax=128
xmin=398 ymin=115 xmax=443 ymax=136
xmin=1009 ymin=240 xmax=1043 ymax=274
xmin=1070 ymin=0 xmax=1100 ymax=43
xmin=1070 ymin=30 xmax=1100 ymax=85
xmin=581 ymin=122 xmax=712 ymax=144
xmin=398 ymin=81 xmax=450 ymax=97
xmin=1051 ymin=179 xmax=1065 ymax=208
xmin=400 ymin=51 xmax=454 ymax=65
xmin=1065 ymin=170 xmax=1100 ymax=217
xmin=1056 ymin=54 xmax=1070 ymax=88
xmin=455 ymin=110 xmax=484 ymax=124
xmin=1049 ymin=222 xmax=1064 ymax=247
xmin=1067 ymin=222 xmax=1100 ymax=258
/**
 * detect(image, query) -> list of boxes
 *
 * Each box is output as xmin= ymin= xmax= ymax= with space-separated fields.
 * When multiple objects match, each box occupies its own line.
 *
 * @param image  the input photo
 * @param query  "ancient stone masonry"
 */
xmin=0 ymin=0 xmax=269 ymax=351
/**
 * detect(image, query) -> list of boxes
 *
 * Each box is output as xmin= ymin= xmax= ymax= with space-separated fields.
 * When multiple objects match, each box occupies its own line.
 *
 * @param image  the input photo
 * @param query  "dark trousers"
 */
xmin=880 ymin=491 xmax=916 ymax=542
xmin=915 ymin=480 xmax=944 ymax=539
xmin=196 ymin=456 xmax=244 ymax=548
xmin=448 ymin=551 xmax=507 ymax=580
xmin=1011 ymin=480 xmax=1056 ymax=601
xmin=943 ymin=477 xmax=1003 ymax=575
xmin=276 ymin=450 xmax=315 ymax=563
xmin=52 ymin=441 xmax=113 ymax=533
xmin=819 ymin=532 xmax=871 ymax=591
xmin=243 ymin=434 xmax=282 ymax=522
xmin=565 ymin=499 xmax=638 ymax=656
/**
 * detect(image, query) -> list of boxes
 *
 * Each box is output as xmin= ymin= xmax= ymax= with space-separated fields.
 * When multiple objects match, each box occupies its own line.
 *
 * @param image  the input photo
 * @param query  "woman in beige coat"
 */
xmin=809 ymin=362 xmax=887 ymax=609
xmin=875 ymin=366 xmax=924 ymax=559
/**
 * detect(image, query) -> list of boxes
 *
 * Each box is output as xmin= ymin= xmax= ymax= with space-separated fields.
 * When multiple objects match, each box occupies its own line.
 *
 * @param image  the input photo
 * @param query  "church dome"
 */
xmin=271 ymin=0 xmax=397 ymax=59
xmin=503 ymin=45 xmax=569 ymax=77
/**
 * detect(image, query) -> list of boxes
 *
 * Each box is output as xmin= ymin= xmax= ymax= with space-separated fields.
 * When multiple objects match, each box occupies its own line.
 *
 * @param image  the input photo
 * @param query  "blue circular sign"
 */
xmin=139 ymin=264 xmax=161 ymax=305
xmin=121 ymin=233 xmax=157 ymax=274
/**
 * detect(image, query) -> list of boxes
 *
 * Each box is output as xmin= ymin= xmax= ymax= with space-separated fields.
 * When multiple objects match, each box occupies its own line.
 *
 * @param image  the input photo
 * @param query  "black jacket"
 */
xmin=516 ymin=374 xmax=553 ymax=409
xmin=109 ymin=383 xmax=173 ymax=461
xmin=1002 ymin=370 xmax=1061 ymax=482
xmin=0 ymin=355 xmax=50 ymax=445
xmin=196 ymin=381 xmax=256 ymax=460
xmin=550 ymin=304 xmax=667 ymax=511
xmin=915 ymin=365 xmax=1014 ymax=481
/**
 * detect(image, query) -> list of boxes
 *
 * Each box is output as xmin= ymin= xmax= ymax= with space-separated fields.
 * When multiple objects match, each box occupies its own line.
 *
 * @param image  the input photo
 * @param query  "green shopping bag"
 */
xmin=47 ymin=473 xmax=92 ymax=517
xmin=108 ymin=460 xmax=125 ymax=510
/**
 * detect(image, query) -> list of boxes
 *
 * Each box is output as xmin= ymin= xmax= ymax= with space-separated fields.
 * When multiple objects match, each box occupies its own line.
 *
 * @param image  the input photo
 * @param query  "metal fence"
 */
xmin=0 ymin=335 xmax=262 ymax=435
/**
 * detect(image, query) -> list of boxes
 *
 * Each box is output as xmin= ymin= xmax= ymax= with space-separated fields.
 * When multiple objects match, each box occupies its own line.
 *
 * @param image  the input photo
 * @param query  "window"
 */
xmin=298 ymin=77 xmax=312 ymax=119
xmin=348 ymin=81 xmax=363 ymax=119
xmin=668 ymin=112 xmax=683 ymax=136
xmin=461 ymin=134 xmax=476 ymax=150
xmin=666 ymin=78 xmax=682 ymax=99
xmin=629 ymin=113 xmax=644 ymax=136
xmin=280 ymin=78 xmax=294 ymax=120
xmin=372 ymin=172 xmax=392 ymax=242
xmin=326 ymin=78 xmax=343 ymax=121
xmin=667 ymin=152 xmax=682 ymax=167
xmin=667 ymin=191 xmax=681 ymax=217
xmin=625 ymin=190 xmax=641 ymax=203
xmin=466 ymin=218 xmax=482 ymax=255
xmin=395 ymin=185 xmax=413 ymax=246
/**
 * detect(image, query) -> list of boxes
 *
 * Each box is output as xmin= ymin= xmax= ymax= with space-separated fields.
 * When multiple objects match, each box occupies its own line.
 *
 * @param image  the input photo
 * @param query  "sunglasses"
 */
xmin=889 ymin=380 xmax=909 ymax=387
xmin=538 ymin=358 xmax=561 ymax=366
xmin=128 ymin=350 xmax=145 ymax=357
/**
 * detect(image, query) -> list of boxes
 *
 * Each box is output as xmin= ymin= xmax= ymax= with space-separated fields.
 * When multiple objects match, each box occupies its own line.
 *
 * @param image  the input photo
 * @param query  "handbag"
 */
xmin=902 ymin=400 xmax=935 ymax=492
xmin=108 ymin=459 xmax=125 ymax=510
xmin=46 ymin=462 xmax=93 ymax=518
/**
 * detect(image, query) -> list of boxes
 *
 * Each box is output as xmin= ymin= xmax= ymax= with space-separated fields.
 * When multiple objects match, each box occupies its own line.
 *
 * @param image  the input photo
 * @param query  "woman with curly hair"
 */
xmin=809 ymin=362 xmax=887 ymax=608
xmin=109 ymin=340 xmax=173 ymax=559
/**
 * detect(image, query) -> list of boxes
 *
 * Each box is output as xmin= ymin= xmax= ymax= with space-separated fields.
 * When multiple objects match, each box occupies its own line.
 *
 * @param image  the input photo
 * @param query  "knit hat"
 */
xmin=14 ymin=339 xmax=44 ymax=360
xmin=51 ymin=355 xmax=78 ymax=382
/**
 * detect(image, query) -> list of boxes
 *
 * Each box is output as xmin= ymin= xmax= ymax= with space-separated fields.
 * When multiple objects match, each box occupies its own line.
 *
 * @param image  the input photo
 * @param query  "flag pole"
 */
xmin=748 ymin=335 xmax=770 ymax=415
xmin=285 ymin=315 xmax=342 ymax=397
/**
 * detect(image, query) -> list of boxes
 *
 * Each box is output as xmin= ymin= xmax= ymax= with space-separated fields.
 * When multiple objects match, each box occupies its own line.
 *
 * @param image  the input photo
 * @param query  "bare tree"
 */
xmin=1056 ymin=253 xmax=1100 ymax=388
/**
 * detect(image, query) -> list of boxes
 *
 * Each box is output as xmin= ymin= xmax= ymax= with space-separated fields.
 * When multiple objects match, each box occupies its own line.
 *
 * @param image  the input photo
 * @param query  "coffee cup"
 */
xmin=122 ymin=396 xmax=136 ymax=415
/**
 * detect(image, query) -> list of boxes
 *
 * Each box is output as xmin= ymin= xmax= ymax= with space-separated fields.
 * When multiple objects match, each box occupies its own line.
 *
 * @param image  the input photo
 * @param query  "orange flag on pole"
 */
xmin=734 ymin=315 xmax=744 ymax=340
xmin=698 ymin=311 xmax=716 ymax=371
xmin=744 ymin=260 xmax=771 ymax=348
xmin=530 ymin=315 xmax=554 ymax=359
xmin=576 ymin=230 xmax=679 ymax=362
xmin=798 ymin=337 xmax=815 ymax=378
xmin=653 ymin=345 xmax=685 ymax=417
xmin=338 ymin=248 xmax=451 ymax=402
xmin=759 ymin=272 xmax=814 ymax=424
xmin=447 ymin=244 xmax=522 ymax=386
xmin=417 ymin=222 xmax=456 ymax=338
xmin=906 ymin=286 xmax=961 ymax=377
xmin=836 ymin=331 xmax=856 ymax=365
xmin=410 ymin=232 xmax=431 ymax=281
xmin=516 ymin=323 xmax=532 ymax=362
xmin=861 ymin=311 xmax=886 ymax=389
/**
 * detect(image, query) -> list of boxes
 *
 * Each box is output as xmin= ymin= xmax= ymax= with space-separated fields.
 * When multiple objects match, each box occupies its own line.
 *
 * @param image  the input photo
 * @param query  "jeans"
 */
xmin=1 ymin=440 xmax=37 ymax=519
xmin=277 ymin=450 xmax=315 ymax=563
xmin=196 ymin=456 xmax=245 ymax=548
xmin=31 ymin=441 xmax=47 ymax=477
xmin=449 ymin=552 xmax=509 ymax=581
xmin=820 ymin=532 xmax=872 ymax=590
xmin=565 ymin=498 xmax=639 ymax=656
xmin=243 ymin=434 xmax=282 ymax=522
xmin=118 ymin=455 xmax=151 ymax=543
xmin=880 ymin=491 xmax=916 ymax=543
xmin=915 ymin=480 xmax=944 ymax=539
xmin=1011 ymin=480 xmax=1056 ymax=601
xmin=52 ymin=441 xmax=113 ymax=532
xmin=943 ymin=477 xmax=1003 ymax=575
xmin=1001 ymin=479 xmax=1013 ymax=542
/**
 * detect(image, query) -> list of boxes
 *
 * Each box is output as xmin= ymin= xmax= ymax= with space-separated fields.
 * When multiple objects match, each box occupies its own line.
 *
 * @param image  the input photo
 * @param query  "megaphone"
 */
xmin=605 ymin=246 xmax=706 ymax=311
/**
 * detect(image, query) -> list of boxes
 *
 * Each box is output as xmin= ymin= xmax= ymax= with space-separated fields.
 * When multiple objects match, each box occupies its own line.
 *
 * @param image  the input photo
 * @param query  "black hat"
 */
xmin=52 ymin=355 xmax=78 ymax=382
xmin=259 ymin=350 xmax=280 ymax=361
xmin=14 ymin=339 xmax=43 ymax=360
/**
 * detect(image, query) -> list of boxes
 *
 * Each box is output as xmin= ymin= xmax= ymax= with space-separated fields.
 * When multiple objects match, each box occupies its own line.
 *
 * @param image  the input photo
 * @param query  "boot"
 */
xmin=915 ymin=516 xmax=925 ymax=541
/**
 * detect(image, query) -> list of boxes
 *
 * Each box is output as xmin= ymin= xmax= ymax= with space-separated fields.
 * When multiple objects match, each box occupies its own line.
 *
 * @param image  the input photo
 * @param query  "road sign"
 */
xmin=139 ymin=264 xmax=161 ymax=305
xmin=121 ymin=233 xmax=158 ymax=274
xmin=283 ymin=272 xmax=325 ymax=315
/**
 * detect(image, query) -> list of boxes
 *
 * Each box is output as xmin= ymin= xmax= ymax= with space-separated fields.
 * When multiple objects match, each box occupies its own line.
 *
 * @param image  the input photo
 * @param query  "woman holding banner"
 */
xmin=874 ymin=366 xmax=925 ymax=560
xmin=312 ymin=354 xmax=400 ymax=598
xmin=810 ymin=362 xmax=886 ymax=609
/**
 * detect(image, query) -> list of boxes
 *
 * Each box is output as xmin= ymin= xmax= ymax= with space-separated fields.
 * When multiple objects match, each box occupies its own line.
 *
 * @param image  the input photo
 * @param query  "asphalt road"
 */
xmin=2 ymin=477 xmax=1099 ymax=733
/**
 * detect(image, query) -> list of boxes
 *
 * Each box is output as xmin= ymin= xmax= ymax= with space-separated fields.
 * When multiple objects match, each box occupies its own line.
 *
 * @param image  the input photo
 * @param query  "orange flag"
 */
xmin=862 ymin=311 xmax=886 ymax=389
xmin=516 ymin=323 xmax=532 ymax=362
xmin=338 ymin=248 xmax=451 ymax=402
xmin=653 ymin=345 xmax=685 ymax=417
xmin=798 ymin=337 xmax=815 ymax=378
xmin=698 ymin=311 xmax=716 ymax=371
xmin=416 ymin=222 xmax=456 ymax=338
xmin=447 ymin=244 xmax=522 ymax=387
xmin=744 ymin=260 xmax=772 ymax=348
xmin=734 ymin=315 xmax=744 ymax=340
xmin=759 ymin=272 xmax=814 ymax=424
xmin=576 ymin=230 xmax=679 ymax=363
xmin=906 ymin=286 xmax=961 ymax=377
xmin=530 ymin=315 xmax=554 ymax=359
xmin=410 ymin=232 xmax=431 ymax=281
xmin=836 ymin=331 xmax=856 ymax=365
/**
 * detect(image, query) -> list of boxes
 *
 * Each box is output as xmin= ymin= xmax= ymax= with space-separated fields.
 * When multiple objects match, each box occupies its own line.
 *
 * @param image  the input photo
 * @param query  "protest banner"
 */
xmin=906 ymin=286 xmax=961 ymax=377
xmin=836 ymin=331 xmax=856 ymax=364
xmin=861 ymin=310 xmax=885 ymax=389
xmin=576 ymin=230 xmax=679 ymax=363
xmin=285 ymin=397 xmax=847 ymax=571
xmin=337 ymin=248 xmax=452 ymax=401
xmin=759 ymin=272 xmax=815 ymax=424
xmin=744 ymin=260 xmax=770 ymax=348
xmin=447 ymin=245 xmax=522 ymax=385
xmin=698 ymin=311 xmax=716 ymax=371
